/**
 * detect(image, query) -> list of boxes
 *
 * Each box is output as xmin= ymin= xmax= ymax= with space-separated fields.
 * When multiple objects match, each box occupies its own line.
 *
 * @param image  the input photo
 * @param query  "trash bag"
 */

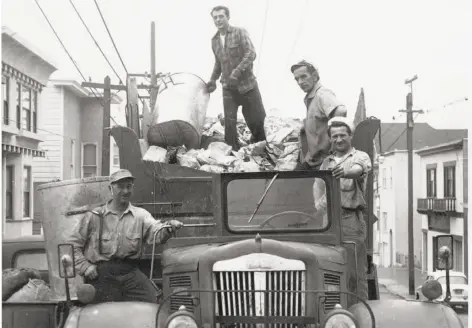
xmin=177 ymin=151 xmax=201 ymax=169
xmin=142 ymin=145 xmax=168 ymax=163
xmin=2 ymin=269 xmax=41 ymax=301
xmin=5 ymin=279 xmax=51 ymax=302
xmin=207 ymin=142 xmax=233 ymax=156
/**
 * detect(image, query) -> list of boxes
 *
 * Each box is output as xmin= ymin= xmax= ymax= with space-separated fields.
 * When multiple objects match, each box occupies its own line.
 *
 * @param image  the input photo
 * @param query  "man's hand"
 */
xmin=84 ymin=264 xmax=98 ymax=280
xmin=206 ymin=80 xmax=217 ymax=93
xmin=228 ymin=71 xmax=240 ymax=89
xmin=332 ymin=165 xmax=345 ymax=179
xmin=160 ymin=220 xmax=184 ymax=243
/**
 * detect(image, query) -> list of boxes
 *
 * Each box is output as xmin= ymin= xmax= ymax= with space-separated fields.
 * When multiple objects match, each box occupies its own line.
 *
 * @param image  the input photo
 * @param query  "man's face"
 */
xmin=293 ymin=66 xmax=317 ymax=93
xmin=110 ymin=178 xmax=134 ymax=204
xmin=212 ymin=9 xmax=229 ymax=30
xmin=330 ymin=126 xmax=352 ymax=153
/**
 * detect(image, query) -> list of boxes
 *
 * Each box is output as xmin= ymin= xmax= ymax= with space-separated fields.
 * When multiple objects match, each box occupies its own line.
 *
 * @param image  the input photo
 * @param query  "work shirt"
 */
xmin=313 ymin=148 xmax=372 ymax=211
xmin=210 ymin=25 xmax=257 ymax=94
xmin=69 ymin=201 xmax=166 ymax=276
xmin=303 ymin=82 xmax=347 ymax=167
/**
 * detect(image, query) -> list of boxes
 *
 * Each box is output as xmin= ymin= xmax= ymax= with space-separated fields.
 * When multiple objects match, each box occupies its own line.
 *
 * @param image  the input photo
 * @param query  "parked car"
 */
xmin=416 ymin=271 xmax=468 ymax=310
xmin=2 ymin=235 xmax=48 ymax=283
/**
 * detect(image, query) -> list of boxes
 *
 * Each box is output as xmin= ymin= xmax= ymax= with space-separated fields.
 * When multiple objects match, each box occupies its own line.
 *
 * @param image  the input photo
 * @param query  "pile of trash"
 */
xmin=3 ymin=268 xmax=51 ymax=302
xmin=143 ymin=115 xmax=304 ymax=172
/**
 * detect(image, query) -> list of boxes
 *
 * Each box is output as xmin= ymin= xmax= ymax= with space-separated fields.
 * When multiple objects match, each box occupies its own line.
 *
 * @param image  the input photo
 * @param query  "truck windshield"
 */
xmin=226 ymin=177 xmax=329 ymax=232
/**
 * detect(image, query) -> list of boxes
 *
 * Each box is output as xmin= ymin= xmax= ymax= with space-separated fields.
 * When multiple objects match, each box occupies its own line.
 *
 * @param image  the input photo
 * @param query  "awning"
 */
xmin=2 ymin=144 xmax=45 ymax=157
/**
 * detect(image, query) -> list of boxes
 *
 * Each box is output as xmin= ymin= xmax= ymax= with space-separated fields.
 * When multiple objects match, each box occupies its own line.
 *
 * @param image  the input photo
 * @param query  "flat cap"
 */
xmin=290 ymin=60 xmax=317 ymax=73
xmin=328 ymin=116 xmax=355 ymax=133
xmin=109 ymin=169 xmax=135 ymax=184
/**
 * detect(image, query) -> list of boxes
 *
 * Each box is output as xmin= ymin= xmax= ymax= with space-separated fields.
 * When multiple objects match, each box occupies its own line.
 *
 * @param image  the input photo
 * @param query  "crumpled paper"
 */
xmin=144 ymin=115 xmax=303 ymax=172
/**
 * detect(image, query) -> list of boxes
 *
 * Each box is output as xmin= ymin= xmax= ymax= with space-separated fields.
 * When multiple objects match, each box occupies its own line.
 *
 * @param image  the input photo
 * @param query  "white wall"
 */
xmin=33 ymin=83 xmax=63 ymax=182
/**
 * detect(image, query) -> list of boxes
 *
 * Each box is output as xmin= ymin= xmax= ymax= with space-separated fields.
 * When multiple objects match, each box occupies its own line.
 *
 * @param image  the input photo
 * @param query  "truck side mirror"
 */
xmin=58 ymin=244 xmax=76 ymax=278
xmin=433 ymin=235 xmax=454 ymax=271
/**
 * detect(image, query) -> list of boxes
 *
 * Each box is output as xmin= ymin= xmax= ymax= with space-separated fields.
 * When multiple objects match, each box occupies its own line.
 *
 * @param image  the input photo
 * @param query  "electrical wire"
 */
xmin=94 ymin=0 xmax=129 ymax=75
xmin=35 ymin=0 xmax=120 ymax=127
xmin=69 ymin=0 xmax=124 ymax=84
xmin=284 ymin=0 xmax=309 ymax=68
xmin=256 ymin=0 xmax=270 ymax=74
xmin=384 ymin=113 xmax=421 ymax=152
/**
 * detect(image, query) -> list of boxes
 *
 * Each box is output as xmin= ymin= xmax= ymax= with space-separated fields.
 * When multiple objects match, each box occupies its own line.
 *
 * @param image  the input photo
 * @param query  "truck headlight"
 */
xmin=321 ymin=306 xmax=358 ymax=328
xmin=165 ymin=305 xmax=197 ymax=328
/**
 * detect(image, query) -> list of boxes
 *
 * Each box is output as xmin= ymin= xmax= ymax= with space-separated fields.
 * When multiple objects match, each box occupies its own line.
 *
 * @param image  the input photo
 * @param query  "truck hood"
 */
xmin=162 ymin=236 xmax=346 ymax=273
xmin=71 ymin=302 xmax=160 ymax=328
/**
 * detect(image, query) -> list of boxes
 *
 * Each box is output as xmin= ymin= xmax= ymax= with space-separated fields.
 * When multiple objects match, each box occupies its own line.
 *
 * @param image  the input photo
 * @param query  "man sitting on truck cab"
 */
xmin=313 ymin=117 xmax=371 ymax=305
xmin=68 ymin=169 xmax=183 ymax=304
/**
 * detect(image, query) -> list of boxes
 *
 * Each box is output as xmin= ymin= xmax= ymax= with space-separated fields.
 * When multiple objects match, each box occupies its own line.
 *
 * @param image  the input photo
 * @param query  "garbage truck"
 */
xmin=2 ymin=121 xmax=465 ymax=328
xmin=2 ymin=75 xmax=465 ymax=327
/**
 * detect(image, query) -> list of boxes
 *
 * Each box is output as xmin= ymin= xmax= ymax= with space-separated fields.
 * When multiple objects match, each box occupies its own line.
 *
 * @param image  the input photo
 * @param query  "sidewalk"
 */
xmin=377 ymin=267 xmax=426 ymax=300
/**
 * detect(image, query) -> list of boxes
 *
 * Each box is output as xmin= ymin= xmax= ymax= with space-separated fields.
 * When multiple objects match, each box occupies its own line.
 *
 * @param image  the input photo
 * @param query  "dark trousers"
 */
xmin=85 ymin=260 xmax=157 ymax=304
xmin=223 ymin=86 xmax=266 ymax=151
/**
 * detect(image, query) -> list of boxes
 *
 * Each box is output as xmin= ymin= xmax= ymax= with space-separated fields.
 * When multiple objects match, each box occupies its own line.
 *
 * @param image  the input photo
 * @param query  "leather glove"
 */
xmin=206 ymin=80 xmax=217 ymax=93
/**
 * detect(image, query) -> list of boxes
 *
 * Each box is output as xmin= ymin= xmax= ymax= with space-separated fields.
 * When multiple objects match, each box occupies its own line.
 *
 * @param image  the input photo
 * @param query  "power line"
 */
xmin=68 ymin=0 xmax=124 ymax=84
xmin=285 ymin=0 xmax=309 ymax=68
xmin=34 ymin=0 xmax=87 ymax=83
xmin=34 ymin=0 xmax=119 ymax=126
xmin=384 ymin=112 xmax=420 ymax=152
xmin=94 ymin=0 xmax=129 ymax=75
xmin=256 ymin=0 xmax=270 ymax=74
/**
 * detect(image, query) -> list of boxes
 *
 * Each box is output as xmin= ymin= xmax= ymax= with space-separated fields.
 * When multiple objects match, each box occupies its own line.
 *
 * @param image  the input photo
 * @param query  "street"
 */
xmin=378 ymin=267 xmax=468 ymax=327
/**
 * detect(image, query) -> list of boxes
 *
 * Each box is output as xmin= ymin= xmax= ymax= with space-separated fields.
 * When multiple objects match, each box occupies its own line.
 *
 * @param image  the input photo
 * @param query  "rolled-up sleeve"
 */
xmin=68 ymin=213 xmax=93 ymax=276
xmin=142 ymin=211 xmax=167 ymax=245
xmin=351 ymin=151 xmax=372 ymax=177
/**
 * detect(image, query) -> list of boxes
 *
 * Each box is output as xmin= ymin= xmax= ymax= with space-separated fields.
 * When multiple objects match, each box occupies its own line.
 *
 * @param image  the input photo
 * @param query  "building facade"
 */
xmin=32 ymin=80 xmax=122 ymax=234
xmin=372 ymin=123 xmax=467 ymax=269
xmin=416 ymin=139 xmax=468 ymax=275
xmin=2 ymin=27 xmax=57 ymax=237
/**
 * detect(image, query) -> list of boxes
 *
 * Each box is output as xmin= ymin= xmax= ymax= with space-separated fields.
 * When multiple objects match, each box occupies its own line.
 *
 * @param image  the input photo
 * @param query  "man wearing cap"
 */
xmin=206 ymin=5 xmax=266 ymax=151
xmin=68 ymin=169 xmax=183 ymax=304
xmin=313 ymin=117 xmax=371 ymax=306
xmin=291 ymin=60 xmax=347 ymax=170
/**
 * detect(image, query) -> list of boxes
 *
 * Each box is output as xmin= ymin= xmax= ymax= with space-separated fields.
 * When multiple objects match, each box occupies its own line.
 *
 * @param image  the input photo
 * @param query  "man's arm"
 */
xmin=210 ymin=46 xmax=222 ymax=82
xmin=142 ymin=211 xmax=183 ymax=245
xmin=231 ymin=28 xmax=256 ymax=79
xmin=319 ymin=89 xmax=347 ymax=119
xmin=68 ymin=212 xmax=94 ymax=276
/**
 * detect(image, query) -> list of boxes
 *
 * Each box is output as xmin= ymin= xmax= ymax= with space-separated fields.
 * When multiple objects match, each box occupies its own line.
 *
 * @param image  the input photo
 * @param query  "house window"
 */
xmin=389 ymin=167 xmax=393 ymax=189
xmin=113 ymin=143 xmax=119 ymax=166
xmin=70 ymin=140 xmax=75 ymax=179
xmin=21 ymin=85 xmax=31 ymax=131
xmin=444 ymin=166 xmax=456 ymax=197
xmin=16 ymin=83 xmax=21 ymax=129
xmin=32 ymin=90 xmax=37 ymax=133
xmin=82 ymin=143 xmax=98 ymax=178
xmin=6 ymin=165 xmax=14 ymax=220
xmin=382 ymin=212 xmax=387 ymax=231
xmin=382 ymin=168 xmax=387 ymax=189
xmin=426 ymin=168 xmax=436 ymax=197
xmin=2 ymin=76 xmax=9 ymax=125
xmin=23 ymin=166 xmax=31 ymax=218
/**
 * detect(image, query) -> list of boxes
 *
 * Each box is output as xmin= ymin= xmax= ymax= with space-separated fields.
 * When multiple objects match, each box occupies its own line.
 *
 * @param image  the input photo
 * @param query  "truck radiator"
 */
xmin=213 ymin=270 xmax=306 ymax=318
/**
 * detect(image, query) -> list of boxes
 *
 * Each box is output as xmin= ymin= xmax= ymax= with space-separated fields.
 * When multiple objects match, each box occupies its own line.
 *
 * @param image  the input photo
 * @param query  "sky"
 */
xmin=1 ymin=0 xmax=471 ymax=129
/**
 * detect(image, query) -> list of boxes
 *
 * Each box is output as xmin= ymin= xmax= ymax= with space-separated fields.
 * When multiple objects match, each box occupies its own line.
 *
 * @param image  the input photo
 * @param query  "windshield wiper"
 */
xmin=248 ymin=173 xmax=279 ymax=223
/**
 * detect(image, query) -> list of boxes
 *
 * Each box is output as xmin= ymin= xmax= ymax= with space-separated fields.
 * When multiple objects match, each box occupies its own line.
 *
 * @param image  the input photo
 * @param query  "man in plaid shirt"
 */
xmin=206 ymin=5 xmax=266 ymax=151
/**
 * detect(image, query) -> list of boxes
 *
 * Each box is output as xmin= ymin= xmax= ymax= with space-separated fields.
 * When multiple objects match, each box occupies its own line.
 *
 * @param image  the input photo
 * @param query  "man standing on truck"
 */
xmin=68 ymin=169 xmax=183 ymax=304
xmin=291 ymin=60 xmax=347 ymax=170
xmin=206 ymin=5 xmax=267 ymax=151
xmin=313 ymin=117 xmax=371 ymax=305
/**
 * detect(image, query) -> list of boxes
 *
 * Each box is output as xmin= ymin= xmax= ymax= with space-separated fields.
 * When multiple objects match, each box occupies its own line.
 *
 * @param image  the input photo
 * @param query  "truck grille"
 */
xmin=213 ymin=270 xmax=306 ymax=318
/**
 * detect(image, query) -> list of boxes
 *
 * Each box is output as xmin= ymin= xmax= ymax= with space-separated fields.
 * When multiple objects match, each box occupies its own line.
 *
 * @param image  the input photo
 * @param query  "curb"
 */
xmin=379 ymin=283 xmax=412 ymax=300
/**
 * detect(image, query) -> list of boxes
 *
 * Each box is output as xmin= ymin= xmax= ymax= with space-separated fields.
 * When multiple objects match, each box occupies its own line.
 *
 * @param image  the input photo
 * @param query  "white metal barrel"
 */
xmin=37 ymin=177 xmax=110 ymax=301
xmin=147 ymin=72 xmax=210 ymax=149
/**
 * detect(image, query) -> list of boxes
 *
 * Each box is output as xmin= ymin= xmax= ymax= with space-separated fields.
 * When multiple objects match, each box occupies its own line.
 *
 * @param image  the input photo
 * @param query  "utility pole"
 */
xmin=150 ymin=21 xmax=158 ymax=112
xmin=399 ymin=75 xmax=423 ymax=295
